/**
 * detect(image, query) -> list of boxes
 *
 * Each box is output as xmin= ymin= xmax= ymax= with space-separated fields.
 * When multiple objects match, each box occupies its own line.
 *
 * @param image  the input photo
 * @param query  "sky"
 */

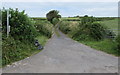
xmin=1 ymin=0 xmax=119 ymax=2
xmin=2 ymin=2 xmax=118 ymax=17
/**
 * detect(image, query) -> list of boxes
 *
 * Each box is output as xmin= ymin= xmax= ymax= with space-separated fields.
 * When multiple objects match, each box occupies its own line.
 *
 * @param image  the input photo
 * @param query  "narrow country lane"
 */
xmin=2 ymin=31 xmax=118 ymax=73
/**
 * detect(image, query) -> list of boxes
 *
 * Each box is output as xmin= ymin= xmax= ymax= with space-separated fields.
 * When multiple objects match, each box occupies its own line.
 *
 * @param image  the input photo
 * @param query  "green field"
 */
xmin=31 ymin=17 xmax=47 ymax=21
xmin=61 ymin=17 xmax=80 ymax=21
xmin=99 ymin=18 xmax=118 ymax=35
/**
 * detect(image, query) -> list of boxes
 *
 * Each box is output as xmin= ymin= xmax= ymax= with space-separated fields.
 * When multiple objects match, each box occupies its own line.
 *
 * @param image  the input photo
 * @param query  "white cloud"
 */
xmin=1 ymin=0 xmax=119 ymax=2
xmin=84 ymin=6 xmax=118 ymax=17
xmin=85 ymin=7 xmax=117 ymax=12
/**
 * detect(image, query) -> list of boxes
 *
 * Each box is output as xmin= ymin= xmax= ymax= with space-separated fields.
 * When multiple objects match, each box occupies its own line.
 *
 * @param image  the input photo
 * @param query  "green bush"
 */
xmin=116 ymin=35 xmax=120 ymax=52
xmin=73 ymin=22 xmax=115 ymax=41
xmin=52 ymin=18 xmax=59 ymax=26
xmin=81 ymin=16 xmax=96 ymax=24
xmin=59 ymin=21 xmax=71 ymax=34
xmin=2 ymin=8 xmax=37 ymax=42
xmin=2 ymin=8 xmax=38 ymax=66
xmin=89 ymin=22 xmax=107 ymax=40
xmin=2 ymin=36 xmax=37 ymax=66
xmin=60 ymin=15 xmax=115 ymax=41
xmin=75 ymin=16 xmax=115 ymax=41
xmin=34 ymin=20 xmax=53 ymax=38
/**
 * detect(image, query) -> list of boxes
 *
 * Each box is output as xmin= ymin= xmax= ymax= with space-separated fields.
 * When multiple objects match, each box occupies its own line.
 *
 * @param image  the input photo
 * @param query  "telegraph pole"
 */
xmin=7 ymin=9 xmax=11 ymax=38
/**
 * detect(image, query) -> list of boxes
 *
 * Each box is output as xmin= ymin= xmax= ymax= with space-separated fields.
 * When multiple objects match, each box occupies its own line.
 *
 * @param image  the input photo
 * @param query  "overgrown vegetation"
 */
xmin=99 ymin=18 xmax=118 ymax=35
xmin=2 ymin=8 xmax=38 ymax=42
xmin=116 ymin=35 xmax=120 ymax=54
xmin=2 ymin=8 xmax=52 ymax=66
xmin=52 ymin=18 xmax=59 ymax=26
xmin=34 ymin=20 xmax=53 ymax=38
xmin=2 ymin=36 xmax=37 ymax=66
xmin=59 ymin=21 xmax=71 ymax=34
xmin=59 ymin=16 xmax=119 ymax=56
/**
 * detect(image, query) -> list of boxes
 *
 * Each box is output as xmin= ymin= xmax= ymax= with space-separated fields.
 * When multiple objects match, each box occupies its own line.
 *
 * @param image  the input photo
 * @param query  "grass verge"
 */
xmin=79 ymin=39 xmax=119 ymax=56
xmin=36 ymin=34 xmax=49 ymax=46
xmin=2 ymin=34 xmax=49 ymax=67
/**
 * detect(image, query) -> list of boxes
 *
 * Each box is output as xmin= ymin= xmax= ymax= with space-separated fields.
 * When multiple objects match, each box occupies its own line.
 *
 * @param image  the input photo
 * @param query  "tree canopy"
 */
xmin=46 ymin=10 xmax=61 ymax=24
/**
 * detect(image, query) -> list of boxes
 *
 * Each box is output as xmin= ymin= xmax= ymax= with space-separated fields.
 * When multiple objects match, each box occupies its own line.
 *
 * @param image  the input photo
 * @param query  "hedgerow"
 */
xmin=2 ymin=36 xmax=37 ymax=66
xmin=2 ymin=8 xmax=38 ymax=66
xmin=34 ymin=20 xmax=53 ymax=38
xmin=2 ymin=8 xmax=37 ymax=42
xmin=72 ymin=16 xmax=115 ymax=41
xmin=59 ymin=21 xmax=71 ymax=34
xmin=116 ymin=35 xmax=120 ymax=53
xmin=60 ymin=15 xmax=115 ymax=41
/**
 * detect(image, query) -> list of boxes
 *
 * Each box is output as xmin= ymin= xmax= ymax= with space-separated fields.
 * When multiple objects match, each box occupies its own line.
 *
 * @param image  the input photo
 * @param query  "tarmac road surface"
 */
xmin=2 ymin=31 xmax=118 ymax=73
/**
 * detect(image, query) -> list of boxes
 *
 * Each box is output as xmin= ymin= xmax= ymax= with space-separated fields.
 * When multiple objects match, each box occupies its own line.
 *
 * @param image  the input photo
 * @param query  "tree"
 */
xmin=46 ymin=10 xmax=61 ymax=24
xmin=84 ymin=15 xmax=88 ymax=17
